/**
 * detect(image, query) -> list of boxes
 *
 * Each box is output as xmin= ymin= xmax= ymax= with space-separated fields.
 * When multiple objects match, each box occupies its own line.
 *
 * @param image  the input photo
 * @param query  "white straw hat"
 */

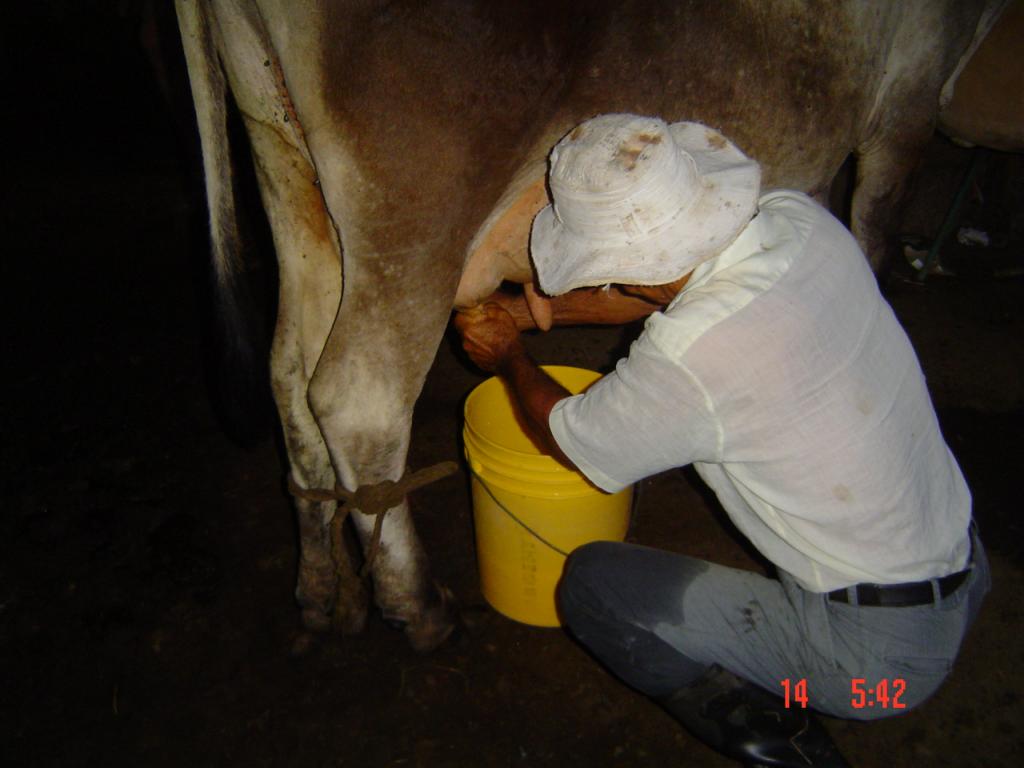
xmin=530 ymin=114 xmax=761 ymax=295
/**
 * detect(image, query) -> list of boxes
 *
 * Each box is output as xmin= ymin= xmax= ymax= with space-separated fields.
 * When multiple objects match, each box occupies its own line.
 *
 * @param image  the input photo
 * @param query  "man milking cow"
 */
xmin=454 ymin=114 xmax=990 ymax=767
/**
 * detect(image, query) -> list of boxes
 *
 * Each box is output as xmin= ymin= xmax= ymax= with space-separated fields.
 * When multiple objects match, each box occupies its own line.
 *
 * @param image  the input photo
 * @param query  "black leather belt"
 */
xmin=827 ymin=569 xmax=969 ymax=607
xmin=828 ymin=529 xmax=975 ymax=607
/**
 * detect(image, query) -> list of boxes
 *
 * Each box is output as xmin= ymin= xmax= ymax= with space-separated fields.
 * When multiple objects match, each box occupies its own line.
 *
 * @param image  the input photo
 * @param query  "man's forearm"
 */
xmin=497 ymin=346 xmax=576 ymax=468
xmin=550 ymin=286 xmax=665 ymax=326
xmin=496 ymin=286 xmax=664 ymax=331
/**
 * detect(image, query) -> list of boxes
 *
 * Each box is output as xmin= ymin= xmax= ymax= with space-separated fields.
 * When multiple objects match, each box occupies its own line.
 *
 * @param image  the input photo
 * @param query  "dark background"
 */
xmin=2 ymin=3 xmax=1022 ymax=766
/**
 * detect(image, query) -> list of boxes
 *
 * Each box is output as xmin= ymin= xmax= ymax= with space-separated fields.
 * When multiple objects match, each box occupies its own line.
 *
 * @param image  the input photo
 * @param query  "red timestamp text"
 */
xmin=780 ymin=678 xmax=909 ymax=710
xmin=780 ymin=678 xmax=809 ymax=708
xmin=851 ymin=677 xmax=907 ymax=709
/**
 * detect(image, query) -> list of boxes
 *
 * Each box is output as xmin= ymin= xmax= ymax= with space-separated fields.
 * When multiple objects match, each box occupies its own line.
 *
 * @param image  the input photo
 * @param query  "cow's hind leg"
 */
xmin=308 ymin=275 xmax=458 ymax=653
xmin=852 ymin=30 xmax=960 ymax=276
xmin=245 ymin=122 xmax=368 ymax=637
xmin=852 ymin=127 xmax=932 ymax=275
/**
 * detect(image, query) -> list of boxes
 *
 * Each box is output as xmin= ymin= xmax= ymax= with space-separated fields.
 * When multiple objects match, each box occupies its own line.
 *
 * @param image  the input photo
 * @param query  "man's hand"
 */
xmin=454 ymin=301 xmax=576 ymax=468
xmin=454 ymin=303 xmax=524 ymax=373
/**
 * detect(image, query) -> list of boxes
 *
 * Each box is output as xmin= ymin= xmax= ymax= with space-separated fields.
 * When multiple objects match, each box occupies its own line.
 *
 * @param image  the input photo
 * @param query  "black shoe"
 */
xmin=659 ymin=666 xmax=850 ymax=767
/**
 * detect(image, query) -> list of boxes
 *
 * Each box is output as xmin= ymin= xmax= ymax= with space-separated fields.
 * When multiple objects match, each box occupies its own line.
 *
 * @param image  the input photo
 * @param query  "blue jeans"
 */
xmin=557 ymin=527 xmax=989 ymax=719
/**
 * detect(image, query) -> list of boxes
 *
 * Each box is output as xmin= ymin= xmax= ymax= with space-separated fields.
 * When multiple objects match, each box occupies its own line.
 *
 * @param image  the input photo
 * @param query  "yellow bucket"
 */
xmin=463 ymin=366 xmax=632 ymax=627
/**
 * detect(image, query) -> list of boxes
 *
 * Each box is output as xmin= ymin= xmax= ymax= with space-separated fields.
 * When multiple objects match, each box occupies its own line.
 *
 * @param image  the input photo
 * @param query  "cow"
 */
xmin=175 ymin=0 xmax=1007 ymax=652
xmin=938 ymin=0 xmax=1023 ymax=151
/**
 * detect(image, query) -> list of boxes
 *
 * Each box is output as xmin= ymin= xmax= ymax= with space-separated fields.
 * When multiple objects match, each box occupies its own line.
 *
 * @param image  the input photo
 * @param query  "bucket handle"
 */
xmin=470 ymin=468 xmax=570 ymax=557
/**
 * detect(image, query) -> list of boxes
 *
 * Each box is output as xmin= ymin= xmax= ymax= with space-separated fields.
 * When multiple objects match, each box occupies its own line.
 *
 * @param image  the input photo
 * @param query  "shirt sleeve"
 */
xmin=548 ymin=333 xmax=721 ymax=493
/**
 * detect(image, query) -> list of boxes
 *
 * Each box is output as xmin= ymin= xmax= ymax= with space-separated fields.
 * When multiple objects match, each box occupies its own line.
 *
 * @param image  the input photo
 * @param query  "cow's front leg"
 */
xmin=308 ymin=291 xmax=458 ymax=653
xmin=246 ymin=122 xmax=369 ymax=638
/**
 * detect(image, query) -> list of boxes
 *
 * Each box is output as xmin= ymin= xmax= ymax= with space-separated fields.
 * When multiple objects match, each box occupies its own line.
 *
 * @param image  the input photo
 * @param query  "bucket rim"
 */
xmin=463 ymin=365 xmax=602 ymax=458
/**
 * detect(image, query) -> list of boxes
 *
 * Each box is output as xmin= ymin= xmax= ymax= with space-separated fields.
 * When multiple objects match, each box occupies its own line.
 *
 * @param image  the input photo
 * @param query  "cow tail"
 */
xmin=176 ymin=0 xmax=270 ymax=442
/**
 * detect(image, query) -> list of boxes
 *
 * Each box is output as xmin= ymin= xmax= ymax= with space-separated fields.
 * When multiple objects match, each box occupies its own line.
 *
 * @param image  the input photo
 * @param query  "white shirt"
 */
xmin=549 ymin=190 xmax=971 ymax=592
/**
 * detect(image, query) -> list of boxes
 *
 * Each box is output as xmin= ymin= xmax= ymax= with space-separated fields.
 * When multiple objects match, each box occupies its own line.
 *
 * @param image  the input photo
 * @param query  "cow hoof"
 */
xmin=289 ymin=629 xmax=320 ymax=657
xmin=301 ymin=607 xmax=333 ymax=633
xmin=404 ymin=584 xmax=459 ymax=653
xmin=299 ymin=601 xmax=367 ymax=640
xmin=332 ymin=601 xmax=369 ymax=636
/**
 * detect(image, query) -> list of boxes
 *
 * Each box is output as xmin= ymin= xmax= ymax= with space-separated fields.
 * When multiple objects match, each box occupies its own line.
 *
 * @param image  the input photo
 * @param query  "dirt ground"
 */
xmin=3 ymin=6 xmax=1022 ymax=767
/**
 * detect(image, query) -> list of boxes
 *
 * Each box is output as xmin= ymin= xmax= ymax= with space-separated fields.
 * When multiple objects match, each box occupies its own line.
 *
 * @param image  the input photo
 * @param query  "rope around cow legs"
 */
xmin=287 ymin=461 xmax=460 ymax=617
